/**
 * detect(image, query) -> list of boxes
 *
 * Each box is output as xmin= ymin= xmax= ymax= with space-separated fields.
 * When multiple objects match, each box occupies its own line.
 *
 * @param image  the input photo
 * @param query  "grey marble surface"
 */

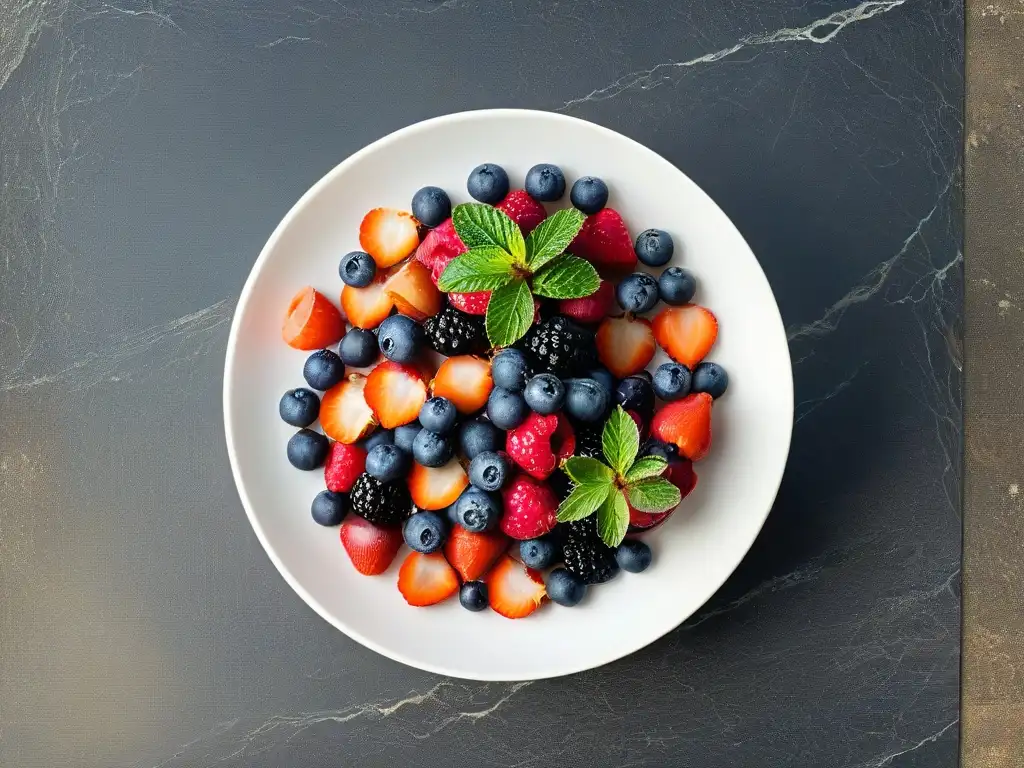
xmin=0 ymin=1 xmax=962 ymax=767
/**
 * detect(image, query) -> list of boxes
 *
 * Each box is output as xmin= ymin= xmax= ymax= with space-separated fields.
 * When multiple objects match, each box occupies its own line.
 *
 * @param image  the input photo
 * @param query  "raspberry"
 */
xmin=506 ymin=412 xmax=575 ymax=480
xmin=517 ymin=315 xmax=597 ymax=377
xmin=349 ymin=473 xmax=412 ymax=527
xmin=561 ymin=516 xmax=619 ymax=584
xmin=500 ymin=474 xmax=558 ymax=540
xmin=324 ymin=442 xmax=367 ymax=493
xmin=422 ymin=305 xmax=488 ymax=356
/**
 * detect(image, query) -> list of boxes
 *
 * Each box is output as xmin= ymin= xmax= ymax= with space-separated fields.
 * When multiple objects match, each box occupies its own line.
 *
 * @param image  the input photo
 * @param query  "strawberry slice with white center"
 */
xmin=652 ymin=305 xmax=718 ymax=369
xmin=359 ymin=208 xmax=421 ymax=268
xmin=397 ymin=551 xmax=460 ymax=606
xmin=364 ymin=361 xmax=428 ymax=428
xmin=651 ymin=392 xmax=713 ymax=461
xmin=408 ymin=459 xmax=469 ymax=510
xmin=320 ymin=374 xmax=376 ymax=444
xmin=485 ymin=555 xmax=547 ymax=619
xmin=431 ymin=355 xmax=493 ymax=414
xmin=340 ymin=515 xmax=404 ymax=575
xmin=341 ymin=270 xmax=395 ymax=330
xmin=385 ymin=259 xmax=442 ymax=321
xmin=596 ymin=315 xmax=656 ymax=378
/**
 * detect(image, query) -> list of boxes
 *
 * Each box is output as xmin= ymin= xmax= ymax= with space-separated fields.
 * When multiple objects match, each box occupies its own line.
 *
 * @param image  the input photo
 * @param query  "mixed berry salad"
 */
xmin=277 ymin=162 xmax=728 ymax=619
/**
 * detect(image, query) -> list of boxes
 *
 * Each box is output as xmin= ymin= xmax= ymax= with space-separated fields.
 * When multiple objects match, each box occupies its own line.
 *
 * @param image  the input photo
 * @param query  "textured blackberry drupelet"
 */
xmin=349 ymin=473 xmax=412 ymax=527
xmin=572 ymin=421 xmax=604 ymax=460
xmin=422 ymin=305 xmax=489 ymax=356
xmin=517 ymin=315 xmax=597 ymax=377
xmin=548 ymin=469 xmax=573 ymax=502
xmin=562 ymin=516 xmax=620 ymax=584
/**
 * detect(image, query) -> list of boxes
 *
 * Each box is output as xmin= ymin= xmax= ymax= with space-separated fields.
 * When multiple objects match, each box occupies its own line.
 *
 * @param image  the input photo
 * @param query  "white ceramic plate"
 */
xmin=224 ymin=109 xmax=793 ymax=681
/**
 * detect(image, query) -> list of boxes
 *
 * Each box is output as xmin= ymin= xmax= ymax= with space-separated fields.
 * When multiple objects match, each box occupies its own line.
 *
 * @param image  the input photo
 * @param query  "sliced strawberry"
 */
xmin=341 ymin=270 xmax=395 ymax=330
xmin=324 ymin=441 xmax=367 ymax=492
xmin=415 ymin=218 xmax=465 ymax=274
xmin=506 ymin=412 xmax=575 ymax=481
xmin=444 ymin=526 xmax=509 ymax=582
xmin=364 ymin=361 xmax=428 ymax=428
xmin=628 ymin=459 xmax=696 ymax=531
xmin=320 ymin=374 xmax=376 ymax=444
xmin=651 ymin=393 xmax=713 ymax=461
xmin=500 ymin=474 xmax=559 ymax=539
xmin=495 ymin=189 xmax=546 ymax=234
xmin=570 ymin=208 xmax=637 ymax=272
xmin=408 ymin=459 xmax=469 ymax=510
xmin=652 ymin=305 xmax=718 ymax=369
xmin=432 ymin=355 xmax=493 ymax=414
xmin=485 ymin=555 xmax=546 ymax=619
xmin=340 ymin=515 xmax=404 ymax=575
xmin=398 ymin=551 xmax=460 ymax=606
xmin=282 ymin=287 xmax=344 ymax=350
xmin=385 ymin=259 xmax=441 ymax=321
xmin=359 ymin=208 xmax=420 ymax=268
xmin=596 ymin=315 xmax=656 ymax=378
xmin=558 ymin=279 xmax=614 ymax=324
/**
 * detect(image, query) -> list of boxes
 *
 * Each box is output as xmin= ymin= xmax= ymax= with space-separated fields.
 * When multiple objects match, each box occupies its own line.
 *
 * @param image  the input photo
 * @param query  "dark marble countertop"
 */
xmin=0 ymin=1 xmax=964 ymax=767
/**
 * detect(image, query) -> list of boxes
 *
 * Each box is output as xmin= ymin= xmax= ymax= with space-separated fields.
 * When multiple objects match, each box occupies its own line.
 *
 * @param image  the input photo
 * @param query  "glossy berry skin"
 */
xmin=570 ymin=176 xmax=608 ymax=214
xmin=468 ymin=450 xmax=509 ymax=492
xmin=616 ymin=273 xmax=660 ymax=314
xmin=455 ymin=488 xmax=501 ymax=532
xmin=615 ymin=376 xmax=655 ymax=419
xmin=490 ymin=348 xmax=530 ymax=392
xmin=642 ymin=439 xmax=678 ymax=462
xmin=634 ymin=229 xmax=674 ymax=267
xmin=419 ymin=397 xmax=457 ymax=435
xmin=459 ymin=419 xmax=504 ymax=460
xmin=588 ymin=367 xmax=616 ymax=395
xmin=360 ymin=429 xmax=394 ymax=453
xmin=615 ymin=539 xmax=653 ymax=573
xmin=545 ymin=568 xmax=587 ymax=606
xmin=394 ymin=424 xmax=422 ymax=453
xmin=467 ymin=163 xmax=510 ymax=204
xmin=652 ymin=363 xmax=693 ymax=401
xmin=411 ymin=186 xmax=452 ymax=228
xmin=303 ymin=349 xmax=346 ymax=391
xmin=525 ymin=163 xmax=566 ymax=201
xmin=520 ymin=537 xmax=559 ymax=569
xmin=339 ymin=250 xmax=376 ymax=288
xmin=403 ymin=511 xmax=448 ymax=554
xmin=692 ymin=362 xmax=729 ymax=399
xmin=279 ymin=388 xmax=320 ymax=427
xmin=377 ymin=315 xmax=423 ymax=364
xmin=459 ymin=580 xmax=489 ymax=611
xmin=658 ymin=266 xmax=697 ymax=306
xmin=338 ymin=328 xmax=378 ymax=367
xmin=365 ymin=443 xmax=411 ymax=483
xmin=523 ymin=374 xmax=565 ymax=415
xmin=287 ymin=429 xmax=330 ymax=470
xmin=311 ymin=490 xmax=348 ymax=526
xmin=486 ymin=388 xmax=529 ymax=430
xmin=564 ymin=378 xmax=610 ymax=423
xmin=412 ymin=429 xmax=453 ymax=468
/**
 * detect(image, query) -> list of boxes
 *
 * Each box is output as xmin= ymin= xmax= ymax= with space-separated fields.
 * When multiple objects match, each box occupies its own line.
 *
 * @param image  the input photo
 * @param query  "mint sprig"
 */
xmin=556 ymin=406 xmax=682 ymax=547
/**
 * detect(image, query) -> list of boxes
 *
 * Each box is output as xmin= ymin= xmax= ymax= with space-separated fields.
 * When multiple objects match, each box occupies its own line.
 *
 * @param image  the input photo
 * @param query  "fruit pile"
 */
xmin=277 ymin=162 xmax=727 ymax=618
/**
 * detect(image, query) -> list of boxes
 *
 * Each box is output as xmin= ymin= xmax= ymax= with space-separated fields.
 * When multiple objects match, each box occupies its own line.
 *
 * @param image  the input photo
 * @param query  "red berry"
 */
xmin=495 ymin=190 xmax=547 ymax=234
xmin=500 ymin=474 xmax=559 ymax=540
xmin=570 ymin=208 xmax=637 ymax=272
xmin=505 ymin=412 xmax=575 ymax=481
xmin=651 ymin=393 xmax=713 ymax=461
xmin=557 ymin=279 xmax=614 ymax=324
xmin=324 ymin=441 xmax=367 ymax=493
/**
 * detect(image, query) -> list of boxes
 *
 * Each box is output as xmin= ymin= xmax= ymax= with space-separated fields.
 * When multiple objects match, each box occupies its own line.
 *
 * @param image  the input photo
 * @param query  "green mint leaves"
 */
xmin=438 ymin=203 xmax=597 ymax=347
xmin=556 ymin=406 xmax=682 ymax=547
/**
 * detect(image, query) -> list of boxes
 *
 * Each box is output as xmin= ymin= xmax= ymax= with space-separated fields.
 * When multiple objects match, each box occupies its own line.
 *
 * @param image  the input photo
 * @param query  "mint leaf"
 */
xmin=525 ymin=208 xmax=586 ymax=271
xmin=596 ymin=489 xmax=629 ymax=547
xmin=557 ymin=482 xmax=612 ymax=523
xmin=626 ymin=478 xmax=682 ymax=514
xmin=624 ymin=455 xmax=668 ymax=483
xmin=437 ymin=247 xmax=516 ymax=292
xmin=484 ymin=279 xmax=534 ymax=347
xmin=530 ymin=254 xmax=600 ymax=300
xmin=602 ymin=406 xmax=640 ymax=478
xmin=452 ymin=203 xmax=526 ymax=262
xmin=562 ymin=456 xmax=615 ymax=485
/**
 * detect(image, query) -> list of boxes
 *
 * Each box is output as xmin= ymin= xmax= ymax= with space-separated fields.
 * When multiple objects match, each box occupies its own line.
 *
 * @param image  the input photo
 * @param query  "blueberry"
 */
xmin=302 ymin=349 xmax=345 ymax=391
xmin=692 ymin=362 xmax=729 ymax=399
xmin=459 ymin=580 xmax=489 ymax=611
xmin=311 ymin=490 xmax=348 ymax=526
xmin=458 ymin=419 xmax=504 ymax=460
xmin=339 ymin=250 xmax=376 ymax=288
xmin=366 ymin=443 xmax=412 ymax=482
xmin=411 ymin=186 xmax=452 ymax=228
xmin=520 ymin=537 xmax=559 ymax=569
xmin=394 ymin=423 xmax=422 ymax=453
xmin=468 ymin=450 xmax=509 ymax=492
xmin=455 ymin=488 xmax=501 ymax=532
xmin=545 ymin=568 xmax=587 ymax=606
xmin=377 ymin=314 xmax=423 ymax=363
xmin=525 ymin=163 xmax=566 ymax=202
xmin=412 ymin=429 xmax=453 ymax=468
xmin=523 ymin=373 xmax=565 ymax=415
xmin=419 ymin=396 xmax=457 ymax=435
xmin=615 ymin=376 xmax=655 ymax=418
xmin=616 ymin=272 xmax=660 ymax=314
xmin=286 ymin=429 xmax=330 ymax=470
xmin=652 ymin=363 xmax=692 ymax=401
xmin=616 ymin=539 xmax=653 ymax=573
xmin=338 ymin=328 xmax=378 ymax=367
xmin=445 ymin=503 xmax=461 ymax=527
xmin=467 ymin=163 xmax=510 ymax=204
xmin=486 ymin=387 xmax=529 ymax=430
xmin=634 ymin=229 xmax=675 ymax=267
xmin=403 ymin=511 xmax=448 ymax=554
xmin=634 ymin=369 xmax=653 ymax=383
xmin=587 ymin=367 xmax=616 ymax=395
xmin=360 ymin=428 xmax=394 ymax=452
xmin=570 ymin=176 xmax=608 ymax=214
xmin=658 ymin=266 xmax=697 ymax=306
xmin=279 ymin=388 xmax=320 ymax=427
xmin=564 ymin=378 xmax=610 ymax=423
xmin=642 ymin=439 xmax=677 ymax=461
xmin=490 ymin=349 xmax=530 ymax=392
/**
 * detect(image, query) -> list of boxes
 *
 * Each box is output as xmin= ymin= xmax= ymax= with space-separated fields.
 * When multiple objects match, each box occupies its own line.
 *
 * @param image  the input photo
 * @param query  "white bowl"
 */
xmin=223 ymin=109 xmax=793 ymax=681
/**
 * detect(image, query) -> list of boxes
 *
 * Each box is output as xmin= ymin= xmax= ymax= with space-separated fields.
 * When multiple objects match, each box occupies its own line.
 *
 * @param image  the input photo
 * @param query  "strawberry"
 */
xmin=651 ymin=393 xmax=713 ymax=461
xmin=385 ymin=259 xmax=441 ymax=321
xmin=495 ymin=190 xmax=546 ymax=234
xmin=408 ymin=459 xmax=469 ymax=510
xmin=448 ymin=288 xmax=491 ymax=315
xmin=340 ymin=515 xmax=404 ymax=575
xmin=282 ymin=287 xmax=345 ymax=350
xmin=359 ymin=208 xmax=421 ymax=268
xmin=558 ymin=279 xmax=614 ymax=324
xmin=569 ymin=208 xmax=637 ymax=272
xmin=485 ymin=555 xmax=546 ymax=619
xmin=320 ymin=374 xmax=376 ymax=444
xmin=397 ymin=551 xmax=460 ymax=606
xmin=506 ymin=412 xmax=575 ymax=481
xmin=364 ymin=361 xmax=428 ymax=428
xmin=652 ymin=305 xmax=718 ymax=369
xmin=444 ymin=526 xmax=509 ymax=582
xmin=595 ymin=315 xmax=656 ymax=378
xmin=341 ymin=270 xmax=395 ymax=330
xmin=431 ymin=355 xmax=493 ymax=414
xmin=415 ymin=218 xmax=465 ymax=274
xmin=324 ymin=441 xmax=367 ymax=493
xmin=628 ymin=459 xmax=696 ymax=531
xmin=500 ymin=474 xmax=559 ymax=540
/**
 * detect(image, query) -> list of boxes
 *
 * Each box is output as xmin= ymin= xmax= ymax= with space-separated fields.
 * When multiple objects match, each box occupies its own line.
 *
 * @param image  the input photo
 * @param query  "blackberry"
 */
xmin=350 ymin=473 xmax=412 ymax=527
xmin=423 ymin=305 xmax=488 ymax=356
xmin=562 ymin=516 xmax=620 ymax=584
xmin=549 ymin=469 xmax=573 ymax=502
xmin=517 ymin=315 xmax=596 ymax=377
xmin=573 ymin=422 xmax=604 ymax=459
